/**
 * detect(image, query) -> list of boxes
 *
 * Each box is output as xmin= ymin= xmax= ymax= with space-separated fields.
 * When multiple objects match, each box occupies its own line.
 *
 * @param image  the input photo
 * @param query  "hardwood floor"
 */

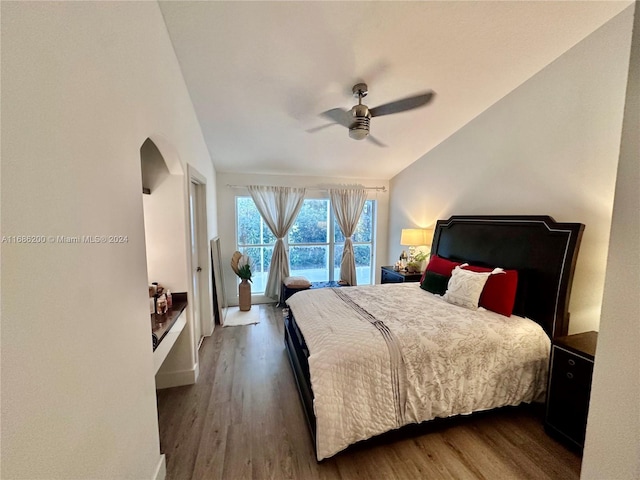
xmin=157 ymin=304 xmax=582 ymax=480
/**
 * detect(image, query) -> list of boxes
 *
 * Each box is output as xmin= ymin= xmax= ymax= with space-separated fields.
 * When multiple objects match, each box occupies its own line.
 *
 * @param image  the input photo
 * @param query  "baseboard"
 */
xmin=152 ymin=454 xmax=166 ymax=480
xmin=227 ymin=296 xmax=275 ymax=307
xmin=155 ymin=363 xmax=200 ymax=390
xmin=204 ymin=314 xmax=215 ymax=336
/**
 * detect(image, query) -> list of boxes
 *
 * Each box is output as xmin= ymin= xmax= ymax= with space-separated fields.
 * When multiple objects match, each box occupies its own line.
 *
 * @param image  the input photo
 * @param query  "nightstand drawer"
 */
xmin=381 ymin=269 xmax=403 ymax=283
xmin=380 ymin=266 xmax=422 ymax=284
xmin=545 ymin=342 xmax=595 ymax=449
xmin=551 ymin=347 xmax=593 ymax=387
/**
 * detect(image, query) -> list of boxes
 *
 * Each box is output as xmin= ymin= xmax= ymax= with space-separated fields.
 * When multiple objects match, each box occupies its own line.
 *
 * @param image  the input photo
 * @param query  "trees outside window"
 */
xmin=236 ymin=197 xmax=375 ymax=293
xmin=236 ymin=197 xmax=275 ymax=294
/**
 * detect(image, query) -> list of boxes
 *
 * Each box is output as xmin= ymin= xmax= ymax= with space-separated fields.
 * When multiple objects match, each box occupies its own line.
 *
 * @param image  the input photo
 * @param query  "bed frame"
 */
xmin=284 ymin=215 xmax=584 ymax=449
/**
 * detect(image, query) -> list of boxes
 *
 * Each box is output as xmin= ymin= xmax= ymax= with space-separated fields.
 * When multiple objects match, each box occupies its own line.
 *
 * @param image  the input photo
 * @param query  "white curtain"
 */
xmin=329 ymin=186 xmax=368 ymax=286
xmin=248 ymin=185 xmax=306 ymax=299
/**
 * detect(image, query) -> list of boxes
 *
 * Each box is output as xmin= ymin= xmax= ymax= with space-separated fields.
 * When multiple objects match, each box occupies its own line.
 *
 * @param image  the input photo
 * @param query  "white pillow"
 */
xmin=442 ymin=265 xmax=491 ymax=310
xmin=283 ymin=276 xmax=311 ymax=288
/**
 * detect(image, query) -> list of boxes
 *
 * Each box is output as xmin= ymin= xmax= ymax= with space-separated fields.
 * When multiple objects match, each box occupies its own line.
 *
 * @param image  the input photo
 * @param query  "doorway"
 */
xmin=188 ymin=166 xmax=213 ymax=351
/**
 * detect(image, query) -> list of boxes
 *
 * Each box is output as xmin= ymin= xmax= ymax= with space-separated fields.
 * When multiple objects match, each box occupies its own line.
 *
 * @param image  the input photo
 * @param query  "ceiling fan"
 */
xmin=308 ymin=83 xmax=435 ymax=147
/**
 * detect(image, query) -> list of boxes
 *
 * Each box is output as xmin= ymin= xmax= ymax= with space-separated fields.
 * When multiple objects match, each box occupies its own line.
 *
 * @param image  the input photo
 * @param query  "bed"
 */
xmin=284 ymin=215 xmax=584 ymax=460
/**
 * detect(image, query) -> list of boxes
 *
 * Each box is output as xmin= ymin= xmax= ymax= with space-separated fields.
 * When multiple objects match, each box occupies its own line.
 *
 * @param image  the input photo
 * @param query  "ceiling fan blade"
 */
xmin=369 ymin=91 xmax=435 ymax=117
xmin=367 ymin=135 xmax=387 ymax=147
xmin=320 ymin=108 xmax=352 ymax=127
xmin=306 ymin=123 xmax=338 ymax=133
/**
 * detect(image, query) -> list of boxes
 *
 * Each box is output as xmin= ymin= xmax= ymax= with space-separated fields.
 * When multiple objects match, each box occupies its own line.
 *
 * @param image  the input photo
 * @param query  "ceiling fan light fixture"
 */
xmin=310 ymin=82 xmax=434 ymax=147
xmin=349 ymin=128 xmax=369 ymax=140
xmin=349 ymin=114 xmax=370 ymax=140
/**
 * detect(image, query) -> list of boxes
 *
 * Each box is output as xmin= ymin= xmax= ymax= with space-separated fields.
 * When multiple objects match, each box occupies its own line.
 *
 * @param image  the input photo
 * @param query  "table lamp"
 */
xmin=400 ymin=228 xmax=429 ymax=262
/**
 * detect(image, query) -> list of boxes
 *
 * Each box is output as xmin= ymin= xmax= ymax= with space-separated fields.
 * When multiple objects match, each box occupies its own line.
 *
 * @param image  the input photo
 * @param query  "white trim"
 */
xmin=189 ymin=164 xmax=207 ymax=184
xmin=152 ymin=455 xmax=166 ymax=480
xmin=440 ymin=217 xmax=564 ymax=232
xmin=155 ymin=362 xmax=200 ymax=390
xmin=187 ymin=164 xmax=214 ymax=341
xmin=436 ymin=217 xmax=575 ymax=336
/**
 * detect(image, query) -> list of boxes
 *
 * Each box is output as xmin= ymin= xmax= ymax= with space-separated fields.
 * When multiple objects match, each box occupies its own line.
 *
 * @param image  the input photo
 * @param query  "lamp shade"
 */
xmin=400 ymin=228 xmax=428 ymax=246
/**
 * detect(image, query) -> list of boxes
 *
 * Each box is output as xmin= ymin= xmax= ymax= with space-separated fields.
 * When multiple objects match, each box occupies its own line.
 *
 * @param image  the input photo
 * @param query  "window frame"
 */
xmin=235 ymin=195 xmax=376 ymax=291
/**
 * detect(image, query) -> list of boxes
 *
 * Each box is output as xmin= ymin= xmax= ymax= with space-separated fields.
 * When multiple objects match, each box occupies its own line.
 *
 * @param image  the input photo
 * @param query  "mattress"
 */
xmin=286 ymin=282 xmax=550 ymax=460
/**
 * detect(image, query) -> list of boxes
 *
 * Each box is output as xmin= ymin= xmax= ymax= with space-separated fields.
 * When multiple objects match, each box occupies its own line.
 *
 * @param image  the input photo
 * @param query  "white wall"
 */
xmin=1 ymin=2 xmax=217 ymax=479
xmin=388 ymin=8 xmax=634 ymax=334
xmin=216 ymin=172 xmax=390 ymax=306
xmin=582 ymin=4 xmax=639 ymax=479
xmin=142 ymin=155 xmax=189 ymax=293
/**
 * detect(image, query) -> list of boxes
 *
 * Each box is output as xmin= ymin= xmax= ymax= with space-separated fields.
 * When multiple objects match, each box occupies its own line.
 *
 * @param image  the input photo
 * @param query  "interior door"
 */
xmin=189 ymin=180 xmax=203 ymax=349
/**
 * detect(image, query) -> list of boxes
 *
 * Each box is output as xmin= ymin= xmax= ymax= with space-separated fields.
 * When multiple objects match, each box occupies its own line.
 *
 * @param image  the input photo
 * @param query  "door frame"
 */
xmin=187 ymin=165 xmax=214 ymax=349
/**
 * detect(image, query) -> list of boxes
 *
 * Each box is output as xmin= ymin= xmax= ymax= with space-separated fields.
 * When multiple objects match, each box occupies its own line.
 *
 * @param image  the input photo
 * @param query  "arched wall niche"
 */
xmin=140 ymin=136 xmax=184 ymax=195
xmin=144 ymin=134 xmax=184 ymax=175
xmin=140 ymin=136 xmax=197 ymax=388
xmin=139 ymin=135 xmax=189 ymax=301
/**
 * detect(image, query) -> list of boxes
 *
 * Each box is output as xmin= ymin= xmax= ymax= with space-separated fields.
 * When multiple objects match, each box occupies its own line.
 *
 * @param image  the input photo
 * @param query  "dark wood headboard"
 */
xmin=431 ymin=215 xmax=584 ymax=338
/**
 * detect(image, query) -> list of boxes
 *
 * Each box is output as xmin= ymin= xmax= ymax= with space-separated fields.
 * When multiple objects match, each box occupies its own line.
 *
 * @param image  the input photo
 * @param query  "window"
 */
xmin=236 ymin=197 xmax=275 ymax=294
xmin=236 ymin=197 xmax=376 ymax=293
xmin=332 ymin=200 xmax=374 ymax=284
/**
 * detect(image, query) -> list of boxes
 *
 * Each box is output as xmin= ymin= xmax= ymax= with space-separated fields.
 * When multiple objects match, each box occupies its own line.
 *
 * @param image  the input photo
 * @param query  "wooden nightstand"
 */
xmin=545 ymin=331 xmax=598 ymax=450
xmin=380 ymin=266 xmax=423 ymax=284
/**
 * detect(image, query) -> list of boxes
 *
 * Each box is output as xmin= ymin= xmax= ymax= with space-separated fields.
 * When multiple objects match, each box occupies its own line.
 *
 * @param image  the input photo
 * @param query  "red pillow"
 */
xmin=462 ymin=265 xmax=518 ymax=317
xmin=421 ymin=255 xmax=463 ymax=283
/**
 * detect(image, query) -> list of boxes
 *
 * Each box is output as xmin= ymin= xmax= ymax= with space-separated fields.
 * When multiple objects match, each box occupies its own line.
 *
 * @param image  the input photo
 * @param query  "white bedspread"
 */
xmin=286 ymin=283 xmax=550 ymax=460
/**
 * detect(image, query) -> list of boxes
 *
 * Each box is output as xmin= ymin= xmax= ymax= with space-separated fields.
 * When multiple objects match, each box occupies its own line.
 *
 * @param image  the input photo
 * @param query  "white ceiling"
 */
xmin=159 ymin=1 xmax=630 ymax=180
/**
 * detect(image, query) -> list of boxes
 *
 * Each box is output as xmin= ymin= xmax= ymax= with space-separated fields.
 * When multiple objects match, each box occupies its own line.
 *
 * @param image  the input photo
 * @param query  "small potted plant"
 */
xmin=413 ymin=251 xmax=430 ymax=272
xmin=406 ymin=260 xmax=421 ymax=273
xmin=231 ymin=251 xmax=253 ymax=311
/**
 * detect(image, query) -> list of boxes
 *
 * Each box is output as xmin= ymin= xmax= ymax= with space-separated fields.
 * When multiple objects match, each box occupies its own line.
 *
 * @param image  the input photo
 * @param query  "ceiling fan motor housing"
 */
xmin=349 ymin=104 xmax=370 ymax=140
xmin=312 ymin=82 xmax=432 ymax=145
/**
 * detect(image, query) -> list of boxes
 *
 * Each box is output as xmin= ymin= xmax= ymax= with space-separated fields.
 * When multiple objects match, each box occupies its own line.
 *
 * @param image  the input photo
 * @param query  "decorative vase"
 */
xmin=238 ymin=278 xmax=251 ymax=311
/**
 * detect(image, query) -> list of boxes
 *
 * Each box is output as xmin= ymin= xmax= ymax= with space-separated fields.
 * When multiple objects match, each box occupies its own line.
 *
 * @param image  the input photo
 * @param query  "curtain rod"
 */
xmin=226 ymin=184 xmax=387 ymax=192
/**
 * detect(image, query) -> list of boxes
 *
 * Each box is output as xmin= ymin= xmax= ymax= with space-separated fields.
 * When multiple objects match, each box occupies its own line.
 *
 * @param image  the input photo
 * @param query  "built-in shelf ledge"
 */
xmin=153 ymin=312 xmax=186 ymax=374
xmin=151 ymin=292 xmax=188 ymax=374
